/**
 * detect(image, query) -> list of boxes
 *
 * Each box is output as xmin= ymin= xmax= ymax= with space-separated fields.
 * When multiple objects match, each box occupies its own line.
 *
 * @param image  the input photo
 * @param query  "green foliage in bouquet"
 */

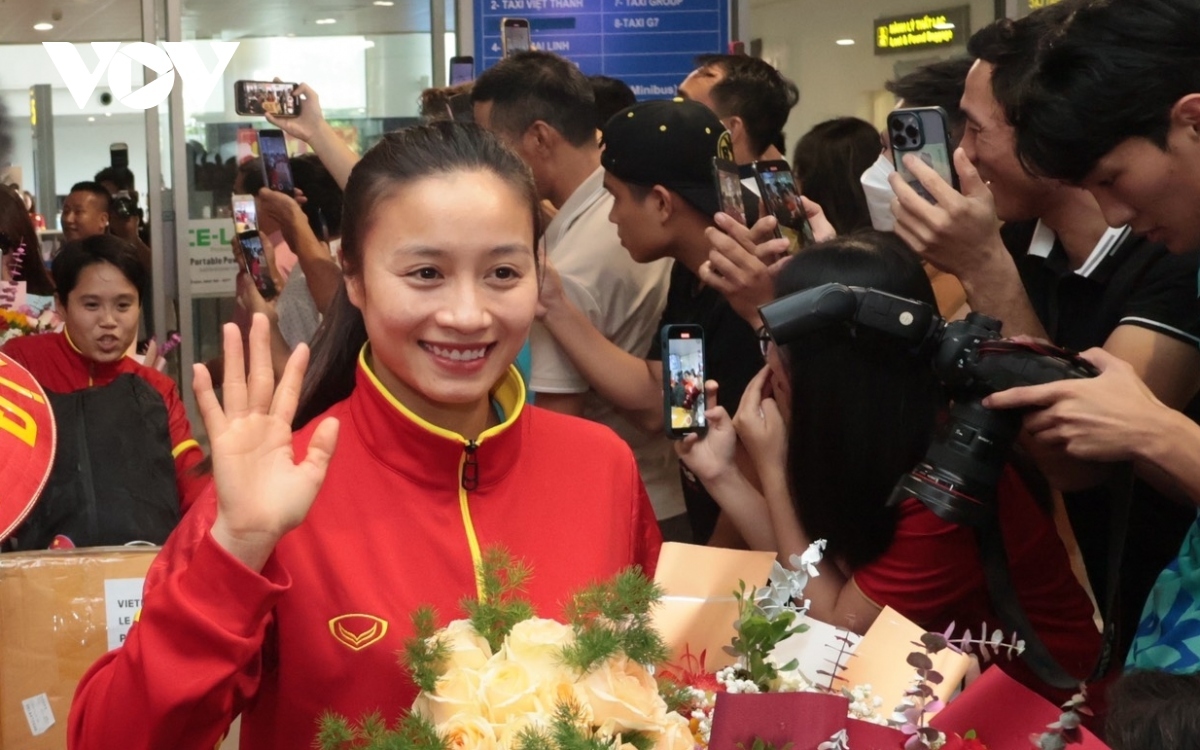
xmin=513 ymin=701 xmax=656 ymax=750
xmin=404 ymin=607 xmax=451 ymax=694
xmin=726 ymin=580 xmax=808 ymax=692
xmin=316 ymin=548 xmax=673 ymax=750
xmin=403 ymin=548 xmax=535 ymax=693
xmin=561 ymin=568 xmax=668 ymax=673
xmin=317 ymin=711 xmax=449 ymax=750
xmin=465 ymin=547 xmax=537 ymax=653
xmin=655 ymin=676 xmax=698 ymax=716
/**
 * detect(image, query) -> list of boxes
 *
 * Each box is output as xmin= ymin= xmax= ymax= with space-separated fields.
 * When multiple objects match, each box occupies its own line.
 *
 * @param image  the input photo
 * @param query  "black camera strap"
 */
xmin=973 ymin=462 xmax=1133 ymax=690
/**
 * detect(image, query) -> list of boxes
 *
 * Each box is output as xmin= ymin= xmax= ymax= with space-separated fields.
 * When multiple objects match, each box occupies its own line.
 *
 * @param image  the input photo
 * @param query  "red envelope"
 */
xmin=708 ymin=691 xmax=851 ymax=750
xmin=930 ymin=667 xmax=1110 ymax=750
xmin=845 ymin=718 xmax=906 ymax=749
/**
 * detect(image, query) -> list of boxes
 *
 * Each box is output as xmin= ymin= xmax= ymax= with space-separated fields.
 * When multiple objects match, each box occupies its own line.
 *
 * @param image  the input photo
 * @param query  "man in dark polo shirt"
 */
xmin=537 ymin=99 xmax=763 ymax=544
xmin=979 ymin=0 xmax=1200 ymax=674
xmin=888 ymin=11 xmax=1200 ymax=663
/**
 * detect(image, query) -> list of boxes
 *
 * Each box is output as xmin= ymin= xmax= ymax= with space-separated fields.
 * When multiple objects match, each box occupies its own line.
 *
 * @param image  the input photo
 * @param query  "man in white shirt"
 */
xmin=472 ymin=53 xmax=687 ymax=539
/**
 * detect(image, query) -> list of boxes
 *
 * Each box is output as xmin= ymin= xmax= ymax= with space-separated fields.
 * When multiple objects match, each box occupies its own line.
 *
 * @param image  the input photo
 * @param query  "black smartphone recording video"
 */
xmin=257 ymin=129 xmax=294 ymax=195
xmin=661 ymin=324 xmax=707 ymax=439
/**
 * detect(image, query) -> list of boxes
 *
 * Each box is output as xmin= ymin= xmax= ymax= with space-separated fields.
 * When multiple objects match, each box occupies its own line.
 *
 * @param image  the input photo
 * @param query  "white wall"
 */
xmin=748 ymin=0 xmax=994 ymax=150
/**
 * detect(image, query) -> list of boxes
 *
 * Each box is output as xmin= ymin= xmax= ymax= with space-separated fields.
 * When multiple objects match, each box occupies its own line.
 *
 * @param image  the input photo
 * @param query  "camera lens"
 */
xmin=894 ymin=134 xmax=908 ymax=147
xmin=905 ymin=124 xmax=919 ymax=139
xmin=888 ymin=400 xmax=1020 ymax=526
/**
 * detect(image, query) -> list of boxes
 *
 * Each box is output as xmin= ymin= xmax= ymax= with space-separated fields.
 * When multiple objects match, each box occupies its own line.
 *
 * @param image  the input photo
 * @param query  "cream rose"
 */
xmin=478 ymin=655 xmax=544 ymax=725
xmin=441 ymin=619 xmax=494 ymax=672
xmin=502 ymin=618 xmax=575 ymax=670
xmin=412 ymin=665 xmax=485 ymax=726
xmin=440 ymin=713 xmax=501 ymax=750
xmin=652 ymin=711 xmax=696 ymax=750
xmin=574 ymin=656 xmax=668 ymax=735
xmin=494 ymin=712 xmax=553 ymax=748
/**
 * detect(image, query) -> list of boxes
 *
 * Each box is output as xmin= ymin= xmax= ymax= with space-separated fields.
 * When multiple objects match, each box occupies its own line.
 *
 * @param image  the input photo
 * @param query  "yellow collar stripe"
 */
xmin=356 ymin=345 xmax=526 ymax=445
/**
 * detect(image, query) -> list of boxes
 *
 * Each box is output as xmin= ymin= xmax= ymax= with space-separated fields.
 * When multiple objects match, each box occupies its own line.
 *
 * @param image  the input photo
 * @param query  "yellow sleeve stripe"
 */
xmin=172 ymin=439 xmax=200 ymax=459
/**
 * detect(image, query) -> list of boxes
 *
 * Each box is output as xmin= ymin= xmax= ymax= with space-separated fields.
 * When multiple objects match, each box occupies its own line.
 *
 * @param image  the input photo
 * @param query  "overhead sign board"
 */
xmin=873 ymin=6 xmax=970 ymax=55
xmin=475 ymin=0 xmax=729 ymax=100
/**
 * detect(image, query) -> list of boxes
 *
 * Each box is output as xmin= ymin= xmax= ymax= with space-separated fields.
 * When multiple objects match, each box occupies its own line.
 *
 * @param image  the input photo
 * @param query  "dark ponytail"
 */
xmin=292 ymin=121 xmax=541 ymax=430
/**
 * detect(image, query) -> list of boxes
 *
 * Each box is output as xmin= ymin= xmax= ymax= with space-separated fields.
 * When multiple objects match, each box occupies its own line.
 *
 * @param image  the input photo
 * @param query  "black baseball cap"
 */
xmin=600 ymin=98 xmax=734 ymax=218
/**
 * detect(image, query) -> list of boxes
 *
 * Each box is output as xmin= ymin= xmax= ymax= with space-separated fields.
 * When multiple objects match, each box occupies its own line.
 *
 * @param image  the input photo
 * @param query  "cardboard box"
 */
xmin=0 ymin=546 xmax=158 ymax=749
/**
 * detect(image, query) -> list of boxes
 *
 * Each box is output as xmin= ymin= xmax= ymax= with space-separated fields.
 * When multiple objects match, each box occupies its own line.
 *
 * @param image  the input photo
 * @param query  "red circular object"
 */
xmin=0 ymin=352 xmax=56 ymax=543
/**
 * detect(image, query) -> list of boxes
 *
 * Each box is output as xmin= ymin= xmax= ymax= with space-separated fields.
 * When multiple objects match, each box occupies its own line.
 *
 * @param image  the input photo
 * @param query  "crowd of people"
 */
xmin=2 ymin=0 xmax=1200 ymax=747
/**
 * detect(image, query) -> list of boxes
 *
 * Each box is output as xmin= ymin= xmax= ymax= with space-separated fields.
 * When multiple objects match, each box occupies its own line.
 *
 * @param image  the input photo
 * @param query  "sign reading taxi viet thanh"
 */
xmin=873 ymin=6 xmax=970 ymax=55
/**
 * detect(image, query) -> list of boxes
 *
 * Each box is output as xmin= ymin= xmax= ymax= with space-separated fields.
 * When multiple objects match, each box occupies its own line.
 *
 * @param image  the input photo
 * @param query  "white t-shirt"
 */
xmin=529 ymin=167 xmax=684 ymax=520
xmin=277 ymin=238 xmax=339 ymax=350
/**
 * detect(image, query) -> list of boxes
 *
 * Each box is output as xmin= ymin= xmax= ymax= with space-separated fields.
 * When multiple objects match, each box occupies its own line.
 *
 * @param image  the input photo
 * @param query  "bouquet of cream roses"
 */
xmin=318 ymin=549 xmax=692 ymax=750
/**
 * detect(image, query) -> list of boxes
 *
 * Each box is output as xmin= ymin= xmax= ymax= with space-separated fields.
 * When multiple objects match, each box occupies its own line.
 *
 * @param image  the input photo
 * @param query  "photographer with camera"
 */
xmin=886 ymin=9 xmax=1200 ymax=666
xmin=974 ymin=0 xmax=1200 ymax=676
xmin=677 ymin=230 xmax=1106 ymax=708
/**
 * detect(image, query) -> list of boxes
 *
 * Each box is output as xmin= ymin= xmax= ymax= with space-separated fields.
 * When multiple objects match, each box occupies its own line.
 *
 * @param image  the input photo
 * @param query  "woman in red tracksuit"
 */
xmin=68 ymin=123 xmax=662 ymax=750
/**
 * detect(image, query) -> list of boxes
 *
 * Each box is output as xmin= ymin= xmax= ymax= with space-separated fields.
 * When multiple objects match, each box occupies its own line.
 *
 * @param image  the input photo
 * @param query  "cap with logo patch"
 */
xmin=600 ymin=98 xmax=733 ymax=218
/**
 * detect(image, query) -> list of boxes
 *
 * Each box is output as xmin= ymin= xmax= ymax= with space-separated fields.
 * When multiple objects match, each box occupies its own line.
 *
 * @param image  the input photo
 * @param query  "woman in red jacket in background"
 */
xmin=69 ymin=123 xmax=661 ymax=750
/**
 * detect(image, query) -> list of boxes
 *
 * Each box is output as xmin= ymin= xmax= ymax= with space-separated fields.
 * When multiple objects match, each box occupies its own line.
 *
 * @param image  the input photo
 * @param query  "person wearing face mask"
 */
xmin=1 ymin=235 xmax=206 ymax=550
xmin=888 ymin=9 xmax=1200 ymax=667
xmin=68 ymin=123 xmax=661 ymax=750
xmin=860 ymin=57 xmax=974 ymax=233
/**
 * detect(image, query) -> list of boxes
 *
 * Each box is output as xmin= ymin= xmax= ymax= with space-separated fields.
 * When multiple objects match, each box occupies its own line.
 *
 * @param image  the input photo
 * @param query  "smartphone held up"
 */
xmin=450 ymin=56 xmax=475 ymax=85
xmin=501 ymin=18 xmax=532 ymax=57
xmin=231 ymin=194 xmax=257 ymax=234
xmin=752 ymin=160 xmax=814 ymax=253
xmin=662 ymin=325 xmax=707 ymax=440
xmin=235 ymin=80 xmax=301 ymax=117
xmin=235 ymin=232 xmax=278 ymax=300
xmin=889 ymin=106 xmax=957 ymax=204
xmin=713 ymin=157 xmax=748 ymax=226
xmin=256 ymin=129 xmax=295 ymax=195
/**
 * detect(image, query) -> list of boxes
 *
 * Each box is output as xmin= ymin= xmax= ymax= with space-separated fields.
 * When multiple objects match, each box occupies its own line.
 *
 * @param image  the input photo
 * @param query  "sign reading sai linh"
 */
xmin=873 ymin=6 xmax=969 ymax=55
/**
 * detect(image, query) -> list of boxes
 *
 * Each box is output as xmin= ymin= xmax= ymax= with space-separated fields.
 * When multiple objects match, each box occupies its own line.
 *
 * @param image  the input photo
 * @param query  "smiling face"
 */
xmin=60 ymin=261 xmax=140 ymax=363
xmin=346 ymin=169 xmax=539 ymax=432
xmin=60 ymin=190 xmax=110 ymax=242
xmin=958 ymin=60 xmax=1057 ymax=222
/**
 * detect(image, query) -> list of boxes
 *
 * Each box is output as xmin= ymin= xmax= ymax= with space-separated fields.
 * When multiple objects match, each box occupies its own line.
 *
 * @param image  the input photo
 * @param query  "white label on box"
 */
xmin=22 ymin=693 xmax=55 ymax=736
xmin=104 ymin=577 xmax=146 ymax=651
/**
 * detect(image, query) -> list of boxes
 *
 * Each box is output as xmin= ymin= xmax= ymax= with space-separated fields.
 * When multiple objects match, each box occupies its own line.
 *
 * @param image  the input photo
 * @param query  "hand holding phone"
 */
xmin=235 ymin=80 xmax=301 ymax=118
xmin=888 ymin=106 xmax=958 ymax=204
xmin=752 ymin=160 xmax=814 ymax=253
xmin=713 ymin=157 xmax=748 ymax=226
xmin=232 ymin=194 xmax=258 ymax=234
xmin=662 ymin=324 xmax=707 ymax=439
xmin=234 ymin=232 xmax=278 ymax=300
xmin=256 ymin=129 xmax=295 ymax=196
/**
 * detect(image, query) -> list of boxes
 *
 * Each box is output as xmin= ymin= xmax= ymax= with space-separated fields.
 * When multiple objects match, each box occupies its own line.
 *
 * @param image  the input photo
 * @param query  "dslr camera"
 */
xmin=111 ymin=190 xmax=139 ymax=220
xmin=758 ymin=283 xmax=1097 ymax=527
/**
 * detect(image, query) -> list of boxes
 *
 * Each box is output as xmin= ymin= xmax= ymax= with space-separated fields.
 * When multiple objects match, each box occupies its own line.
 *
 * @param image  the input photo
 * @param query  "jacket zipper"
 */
xmin=76 ymin=396 xmax=99 ymax=541
xmin=458 ymin=440 xmax=485 ymax=600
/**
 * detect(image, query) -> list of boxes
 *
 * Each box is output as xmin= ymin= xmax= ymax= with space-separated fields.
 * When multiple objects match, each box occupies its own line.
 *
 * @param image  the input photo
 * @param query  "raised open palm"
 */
xmin=192 ymin=314 xmax=339 ymax=572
